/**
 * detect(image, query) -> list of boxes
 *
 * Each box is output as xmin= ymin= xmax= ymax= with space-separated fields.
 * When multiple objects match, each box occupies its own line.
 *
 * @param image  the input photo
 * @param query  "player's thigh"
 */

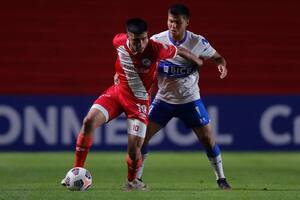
xmin=127 ymin=118 xmax=147 ymax=150
xmin=92 ymin=85 xmax=124 ymax=122
xmin=192 ymin=123 xmax=214 ymax=138
xmin=127 ymin=118 xmax=147 ymax=139
xmin=81 ymin=108 xmax=107 ymax=135
xmin=85 ymin=108 xmax=107 ymax=127
xmin=148 ymin=99 xmax=173 ymax=127
xmin=178 ymin=99 xmax=210 ymax=128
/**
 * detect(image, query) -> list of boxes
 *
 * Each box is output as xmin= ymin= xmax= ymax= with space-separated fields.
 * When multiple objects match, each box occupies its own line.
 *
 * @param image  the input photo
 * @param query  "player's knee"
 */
xmin=204 ymin=135 xmax=216 ymax=149
xmin=128 ymin=145 xmax=142 ymax=160
xmin=201 ymin=130 xmax=214 ymax=141
xmin=202 ymin=130 xmax=211 ymax=140
xmin=82 ymin=116 xmax=97 ymax=133
xmin=195 ymin=126 xmax=215 ymax=147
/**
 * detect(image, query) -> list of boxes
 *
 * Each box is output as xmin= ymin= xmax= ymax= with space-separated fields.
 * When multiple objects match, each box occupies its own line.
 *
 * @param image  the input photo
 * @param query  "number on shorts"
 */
xmin=136 ymin=103 xmax=147 ymax=114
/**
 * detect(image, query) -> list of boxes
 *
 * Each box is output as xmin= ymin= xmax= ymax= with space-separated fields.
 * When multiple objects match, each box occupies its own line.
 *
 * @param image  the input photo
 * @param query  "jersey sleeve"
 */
xmin=112 ymin=33 xmax=127 ymax=48
xmin=153 ymin=40 xmax=177 ymax=60
xmin=150 ymin=34 xmax=159 ymax=42
xmin=193 ymin=35 xmax=216 ymax=58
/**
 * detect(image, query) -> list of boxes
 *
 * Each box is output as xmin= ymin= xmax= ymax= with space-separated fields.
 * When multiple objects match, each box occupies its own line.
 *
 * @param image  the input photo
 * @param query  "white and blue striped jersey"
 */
xmin=151 ymin=30 xmax=216 ymax=104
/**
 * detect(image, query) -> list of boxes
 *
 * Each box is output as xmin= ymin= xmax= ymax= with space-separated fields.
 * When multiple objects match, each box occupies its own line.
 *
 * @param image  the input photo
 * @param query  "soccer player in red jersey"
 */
xmin=61 ymin=18 xmax=203 ymax=190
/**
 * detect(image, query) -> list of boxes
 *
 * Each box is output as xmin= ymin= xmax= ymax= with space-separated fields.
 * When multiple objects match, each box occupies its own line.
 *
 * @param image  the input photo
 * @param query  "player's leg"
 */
xmin=125 ymin=118 xmax=147 ymax=190
xmin=61 ymin=107 xmax=107 ymax=186
xmin=136 ymin=99 xmax=172 ymax=180
xmin=192 ymin=124 xmax=231 ymax=189
xmin=61 ymin=86 xmax=122 ymax=186
xmin=74 ymin=107 xmax=107 ymax=167
xmin=179 ymin=99 xmax=231 ymax=190
xmin=136 ymin=121 xmax=163 ymax=180
xmin=74 ymin=86 xmax=123 ymax=168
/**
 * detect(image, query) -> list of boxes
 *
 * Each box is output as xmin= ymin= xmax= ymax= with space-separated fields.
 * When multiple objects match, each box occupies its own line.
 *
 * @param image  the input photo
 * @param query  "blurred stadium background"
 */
xmin=0 ymin=0 xmax=299 ymax=151
xmin=1 ymin=0 xmax=300 ymax=199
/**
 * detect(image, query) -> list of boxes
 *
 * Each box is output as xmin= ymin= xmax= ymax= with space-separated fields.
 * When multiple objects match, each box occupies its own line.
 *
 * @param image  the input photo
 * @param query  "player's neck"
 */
xmin=169 ymin=31 xmax=187 ymax=46
xmin=172 ymin=34 xmax=184 ymax=42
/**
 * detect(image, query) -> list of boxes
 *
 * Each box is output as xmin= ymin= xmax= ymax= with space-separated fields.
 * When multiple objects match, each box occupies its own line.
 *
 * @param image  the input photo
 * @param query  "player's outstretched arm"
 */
xmin=209 ymin=51 xmax=228 ymax=79
xmin=176 ymin=46 xmax=203 ymax=67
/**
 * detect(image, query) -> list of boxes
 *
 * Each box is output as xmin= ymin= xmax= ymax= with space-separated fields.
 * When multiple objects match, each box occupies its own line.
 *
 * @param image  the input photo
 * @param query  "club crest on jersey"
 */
xmin=201 ymin=38 xmax=209 ymax=46
xmin=142 ymin=58 xmax=151 ymax=67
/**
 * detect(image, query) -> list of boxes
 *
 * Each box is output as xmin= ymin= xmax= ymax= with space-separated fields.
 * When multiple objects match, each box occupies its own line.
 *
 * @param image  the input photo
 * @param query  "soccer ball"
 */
xmin=64 ymin=167 xmax=92 ymax=191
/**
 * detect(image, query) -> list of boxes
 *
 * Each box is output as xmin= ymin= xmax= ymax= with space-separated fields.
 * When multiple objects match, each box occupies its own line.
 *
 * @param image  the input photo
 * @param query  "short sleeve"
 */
xmin=153 ymin=40 xmax=177 ymax=60
xmin=193 ymin=36 xmax=216 ymax=58
xmin=150 ymin=34 xmax=159 ymax=42
xmin=112 ymin=33 xmax=127 ymax=48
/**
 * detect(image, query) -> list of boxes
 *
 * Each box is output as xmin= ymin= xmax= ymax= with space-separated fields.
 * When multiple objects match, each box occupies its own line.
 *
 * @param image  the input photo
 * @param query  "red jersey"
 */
xmin=113 ymin=33 xmax=177 ymax=100
xmin=92 ymin=33 xmax=177 ymax=126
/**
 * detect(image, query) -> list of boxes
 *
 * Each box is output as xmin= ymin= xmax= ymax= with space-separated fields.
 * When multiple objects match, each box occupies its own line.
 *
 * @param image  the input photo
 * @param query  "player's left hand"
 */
xmin=218 ymin=64 xmax=228 ymax=79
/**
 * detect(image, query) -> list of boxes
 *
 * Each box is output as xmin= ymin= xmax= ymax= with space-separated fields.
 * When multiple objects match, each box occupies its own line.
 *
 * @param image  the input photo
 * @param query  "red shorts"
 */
xmin=92 ymin=85 xmax=150 ymax=125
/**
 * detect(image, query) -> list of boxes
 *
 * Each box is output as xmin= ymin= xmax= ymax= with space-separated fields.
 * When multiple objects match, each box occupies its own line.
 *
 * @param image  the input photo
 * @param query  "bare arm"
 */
xmin=208 ymin=51 xmax=228 ymax=79
xmin=176 ymin=46 xmax=203 ymax=67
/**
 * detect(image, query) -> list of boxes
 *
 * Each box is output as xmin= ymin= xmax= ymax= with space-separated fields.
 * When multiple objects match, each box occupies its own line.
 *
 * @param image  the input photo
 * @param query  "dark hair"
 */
xmin=126 ymin=18 xmax=148 ymax=34
xmin=168 ymin=4 xmax=190 ymax=19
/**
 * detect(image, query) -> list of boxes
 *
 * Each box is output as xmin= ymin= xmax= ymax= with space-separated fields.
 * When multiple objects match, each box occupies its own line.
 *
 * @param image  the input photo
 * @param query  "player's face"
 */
xmin=127 ymin=31 xmax=149 ymax=53
xmin=167 ymin=13 xmax=189 ymax=40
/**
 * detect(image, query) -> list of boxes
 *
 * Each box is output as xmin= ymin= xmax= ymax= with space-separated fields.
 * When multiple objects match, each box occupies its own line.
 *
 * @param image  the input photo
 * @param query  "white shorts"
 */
xmin=127 ymin=118 xmax=147 ymax=138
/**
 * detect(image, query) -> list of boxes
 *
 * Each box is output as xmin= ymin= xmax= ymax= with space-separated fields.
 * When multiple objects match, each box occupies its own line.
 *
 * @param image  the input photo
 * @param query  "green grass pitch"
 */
xmin=0 ymin=152 xmax=300 ymax=200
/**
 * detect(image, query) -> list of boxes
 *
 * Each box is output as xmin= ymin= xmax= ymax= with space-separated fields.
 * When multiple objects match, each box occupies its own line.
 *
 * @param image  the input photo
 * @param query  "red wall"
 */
xmin=0 ymin=0 xmax=299 ymax=95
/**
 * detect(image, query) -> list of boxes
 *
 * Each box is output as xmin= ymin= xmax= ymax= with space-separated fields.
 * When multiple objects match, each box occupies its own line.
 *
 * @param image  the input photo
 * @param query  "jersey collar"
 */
xmin=168 ymin=31 xmax=187 ymax=46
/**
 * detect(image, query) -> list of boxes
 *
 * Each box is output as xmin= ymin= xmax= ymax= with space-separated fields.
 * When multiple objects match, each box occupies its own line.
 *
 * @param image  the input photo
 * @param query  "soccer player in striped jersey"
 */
xmin=61 ymin=17 xmax=204 ymax=190
xmin=136 ymin=4 xmax=231 ymax=190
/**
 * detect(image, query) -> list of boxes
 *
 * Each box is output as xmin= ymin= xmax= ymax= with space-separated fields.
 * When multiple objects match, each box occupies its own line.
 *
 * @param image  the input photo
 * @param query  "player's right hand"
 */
xmin=218 ymin=64 xmax=228 ymax=79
